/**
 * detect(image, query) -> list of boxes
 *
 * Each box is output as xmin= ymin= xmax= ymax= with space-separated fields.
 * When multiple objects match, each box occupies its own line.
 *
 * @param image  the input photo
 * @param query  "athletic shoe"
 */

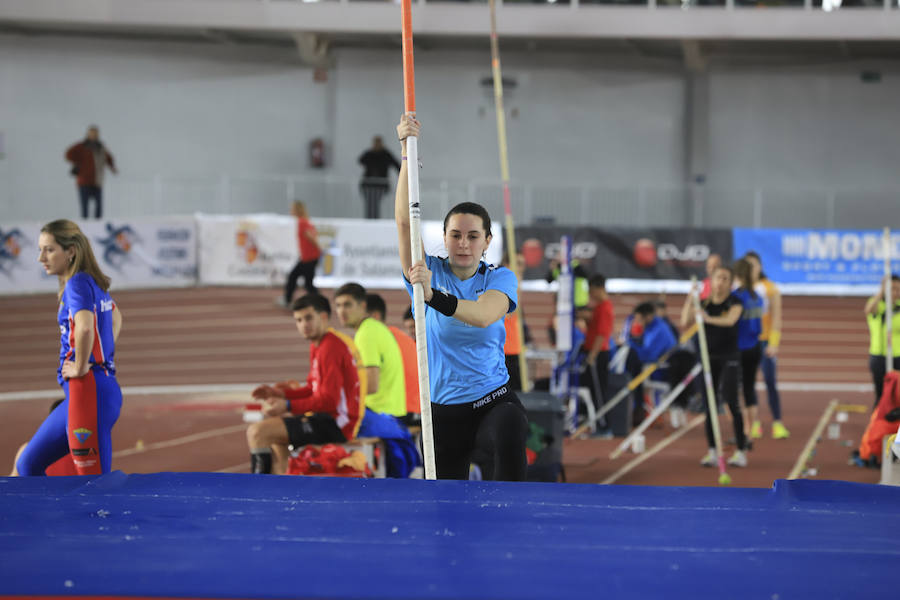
xmin=727 ymin=450 xmax=748 ymax=468
xmin=700 ymin=449 xmax=717 ymax=467
xmin=274 ymin=297 xmax=289 ymax=309
xmin=750 ymin=421 xmax=763 ymax=439
xmin=772 ymin=421 xmax=790 ymax=439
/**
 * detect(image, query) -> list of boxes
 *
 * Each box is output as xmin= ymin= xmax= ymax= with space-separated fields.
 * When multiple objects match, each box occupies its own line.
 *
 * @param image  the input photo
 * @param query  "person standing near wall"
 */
xmin=864 ymin=274 xmax=900 ymax=408
xmin=699 ymin=253 xmax=722 ymax=301
xmin=65 ymin=125 xmax=117 ymax=220
xmin=681 ymin=265 xmax=748 ymax=468
xmin=358 ymin=136 xmax=401 ymax=219
xmin=501 ymin=251 xmax=530 ymax=392
xmin=583 ymin=275 xmax=615 ymax=422
xmin=745 ymin=251 xmax=790 ymax=439
xmin=279 ymin=201 xmax=321 ymax=307
xmin=733 ymin=258 xmax=764 ymax=441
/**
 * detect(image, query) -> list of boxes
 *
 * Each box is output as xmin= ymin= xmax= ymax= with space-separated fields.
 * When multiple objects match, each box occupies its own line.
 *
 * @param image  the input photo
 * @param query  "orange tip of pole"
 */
xmin=400 ymin=0 xmax=416 ymax=113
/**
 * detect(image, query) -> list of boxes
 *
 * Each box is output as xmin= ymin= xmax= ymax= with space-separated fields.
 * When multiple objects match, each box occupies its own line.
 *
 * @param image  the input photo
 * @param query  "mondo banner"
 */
xmin=516 ymin=226 xmax=733 ymax=282
xmin=733 ymin=228 xmax=900 ymax=291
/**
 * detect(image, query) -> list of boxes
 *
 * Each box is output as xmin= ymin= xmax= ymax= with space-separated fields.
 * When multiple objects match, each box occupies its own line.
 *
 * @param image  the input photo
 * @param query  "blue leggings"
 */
xmin=16 ymin=369 xmax=122 ymax=476
xmin=759 ymin=341 xmax=781 ymax=421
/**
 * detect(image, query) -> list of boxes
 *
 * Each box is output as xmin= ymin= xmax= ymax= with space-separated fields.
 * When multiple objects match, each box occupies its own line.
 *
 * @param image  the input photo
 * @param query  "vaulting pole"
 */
xmin=691 ymin=276 xmax=731 ymax=486
xmin=885 ymin=228 xmax=893 ymax=375
xmin=401 ymin=0 xmax=436 ymax=480
xmin=489 ymin=0 xmax=530 ymax=391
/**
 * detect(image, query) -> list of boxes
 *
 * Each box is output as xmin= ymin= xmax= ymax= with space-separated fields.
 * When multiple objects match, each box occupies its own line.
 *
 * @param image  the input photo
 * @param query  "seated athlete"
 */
xmin=246 ymin=294 xmax=363 ymax=475
xmin=334 ymin=283 xmax=407 ymax=420
xmin=366 ymin=293 xmax=421 ymax=427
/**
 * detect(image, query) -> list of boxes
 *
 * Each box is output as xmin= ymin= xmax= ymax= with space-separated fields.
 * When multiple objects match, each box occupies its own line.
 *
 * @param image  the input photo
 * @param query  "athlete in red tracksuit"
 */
xmin=246 ymin=294 xmax=362 ymax=474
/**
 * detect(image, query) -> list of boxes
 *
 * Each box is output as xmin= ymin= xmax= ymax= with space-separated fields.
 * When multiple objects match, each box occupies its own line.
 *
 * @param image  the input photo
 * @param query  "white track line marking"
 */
xmin=216 ymin=462 xmax=250 ymax=473
xmin=0 ymin=383 xmax=256 ymax=403
xmin=0 ymin=380 xmax=874 ymax=404
xmin=113 ymin=424 xmax=247 ymax=459
xmin=757 ymin=382 xmax=872 ymax=393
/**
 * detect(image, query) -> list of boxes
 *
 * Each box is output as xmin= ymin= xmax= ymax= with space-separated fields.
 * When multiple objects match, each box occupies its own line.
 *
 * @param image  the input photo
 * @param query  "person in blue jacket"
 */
xmin=394 ymin=113 xmax=528 ymax=481
xmin=628 ymin=302 xmax=678 ymax=365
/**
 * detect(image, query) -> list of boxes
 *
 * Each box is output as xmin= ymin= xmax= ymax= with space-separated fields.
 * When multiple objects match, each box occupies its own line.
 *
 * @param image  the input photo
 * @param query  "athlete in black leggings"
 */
xmin=682 ymin=265 xmax=748 ymax=468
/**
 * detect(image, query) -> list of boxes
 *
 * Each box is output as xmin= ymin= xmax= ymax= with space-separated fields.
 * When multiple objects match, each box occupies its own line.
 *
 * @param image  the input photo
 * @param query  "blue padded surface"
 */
xmin=0 ymin=473 xmax=897 ymax=599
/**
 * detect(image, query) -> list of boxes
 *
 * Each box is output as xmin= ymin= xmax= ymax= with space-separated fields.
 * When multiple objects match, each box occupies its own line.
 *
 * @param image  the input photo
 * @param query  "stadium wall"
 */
xmin=2 ymin=34 xmax=900 ymax=230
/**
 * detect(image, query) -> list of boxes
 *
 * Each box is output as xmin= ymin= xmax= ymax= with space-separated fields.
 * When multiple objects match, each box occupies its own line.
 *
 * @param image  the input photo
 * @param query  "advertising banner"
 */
xmin=197 ymin=214 xmax=296 ymax=286
xmin=515 ymin=226 xmax=733 ymax=283
xmin=197 ymin=216 xmax=504 ymax=289
xmin=733 ymin=228 xmax=900 ymax=292
xmin=0 ymin=217 xmax=197 ymax=295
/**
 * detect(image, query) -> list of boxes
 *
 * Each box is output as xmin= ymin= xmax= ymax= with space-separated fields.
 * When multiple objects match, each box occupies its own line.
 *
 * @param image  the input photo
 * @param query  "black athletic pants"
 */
xmin=584 ymin=351 xmax=609 ymax=414
xmin=284 ymin=258 xmax=319 ymax=303
xmin=431 ymin=383 xmax=529 ymax=481
xmin=703 ymin=355 xmax=746 ymax=451
xmin=360 ymin=183 xmax=388 ymax=219
xmin=505 ymin=354 xmax=522 ymax=392
xmin=740 ymin=343 xmax=762 ymax=409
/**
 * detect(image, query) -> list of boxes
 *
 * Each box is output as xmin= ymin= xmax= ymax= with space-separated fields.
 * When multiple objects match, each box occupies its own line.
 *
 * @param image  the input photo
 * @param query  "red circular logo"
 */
xmin=633 ymin=238 xmax=657 ymax=269
xmin=521 ymin=238 xmax=543 ymax=268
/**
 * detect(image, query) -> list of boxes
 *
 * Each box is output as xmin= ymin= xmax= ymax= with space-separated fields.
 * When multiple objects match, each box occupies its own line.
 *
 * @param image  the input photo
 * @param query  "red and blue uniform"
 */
xmin=16 ymin=272 xmax=122 ymax=476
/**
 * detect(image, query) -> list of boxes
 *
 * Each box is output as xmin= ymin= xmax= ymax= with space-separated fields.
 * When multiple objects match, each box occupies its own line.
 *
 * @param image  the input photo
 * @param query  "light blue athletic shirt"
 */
xmin=404 ymin=254 xmax=518 ymax=405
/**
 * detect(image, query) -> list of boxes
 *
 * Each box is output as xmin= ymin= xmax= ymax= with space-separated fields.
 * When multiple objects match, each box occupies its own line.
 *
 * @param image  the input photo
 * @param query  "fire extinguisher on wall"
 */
xmin=309 ymin=138 xmax=325 ymax=169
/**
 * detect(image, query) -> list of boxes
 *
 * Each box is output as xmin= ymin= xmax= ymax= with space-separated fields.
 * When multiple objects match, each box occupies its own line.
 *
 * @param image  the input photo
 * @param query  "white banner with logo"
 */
xmin=197 ymin=215 xmax=504 ymax=289
xmin=0 ymin=218 xmax=197 ymax=295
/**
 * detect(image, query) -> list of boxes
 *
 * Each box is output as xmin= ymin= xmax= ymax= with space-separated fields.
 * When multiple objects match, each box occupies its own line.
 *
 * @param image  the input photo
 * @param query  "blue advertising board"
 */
xmin=733 ymin=228 xmax=900 ymax=288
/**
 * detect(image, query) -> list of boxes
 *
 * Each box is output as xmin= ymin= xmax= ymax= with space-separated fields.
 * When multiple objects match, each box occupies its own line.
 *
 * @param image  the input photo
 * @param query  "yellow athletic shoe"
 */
xmin=772 ymin=421 xmax=790 ymax=440
xmin=750 ymin=421 xmax=763 ymax=439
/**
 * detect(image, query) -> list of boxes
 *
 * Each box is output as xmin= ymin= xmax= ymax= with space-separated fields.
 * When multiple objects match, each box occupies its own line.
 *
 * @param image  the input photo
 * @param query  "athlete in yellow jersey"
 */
xmin=745 ymin=252 xmax=789 ymax=440
xmin=864 ymin=274 xmax=900 ymax=407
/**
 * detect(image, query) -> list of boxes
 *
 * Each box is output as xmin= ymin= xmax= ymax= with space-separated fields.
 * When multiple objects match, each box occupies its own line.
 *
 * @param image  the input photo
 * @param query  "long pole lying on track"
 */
xmin=570 ymin=322 xmax=699 ymax=439
xmin=787 ymin=399 xmax=839 ymax=480
xmin=885 ymin=228 xmax=893 ymax=375
xmin=690 ymin=276 xmax=731 ymax=486
xmin=488 ymin=0 xmax=529 ymax=391
xmin=600 ymin=415 xmax=705 ymax=486
xmin=400 ymin=0 xmax=436 ymax=480
xmin=609 ymin=363 xmax=702 ymax=460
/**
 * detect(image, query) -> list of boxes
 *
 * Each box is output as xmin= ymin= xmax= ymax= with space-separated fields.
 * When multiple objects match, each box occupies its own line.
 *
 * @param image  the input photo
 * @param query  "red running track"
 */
xmin=0 ymin=287 xmax=881 ymax=486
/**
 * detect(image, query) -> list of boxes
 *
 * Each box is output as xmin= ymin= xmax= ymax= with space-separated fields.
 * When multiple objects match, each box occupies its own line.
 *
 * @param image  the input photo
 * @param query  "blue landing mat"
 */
xmin=0 ymin=473 xmax=897 ymax=599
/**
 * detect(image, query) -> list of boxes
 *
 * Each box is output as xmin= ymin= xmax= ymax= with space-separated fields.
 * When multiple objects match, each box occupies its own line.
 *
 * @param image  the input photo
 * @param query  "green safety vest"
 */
xmin=552 ymin=261 xmax=590 ymax=308
xmin=867 ymin=301 xmax=900 ymax=357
